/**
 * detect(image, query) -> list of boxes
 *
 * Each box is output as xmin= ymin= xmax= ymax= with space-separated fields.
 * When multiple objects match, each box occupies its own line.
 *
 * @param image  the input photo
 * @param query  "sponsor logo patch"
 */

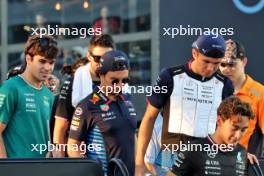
xmin=75 ymin=107 xmax=83 ymax=116
xmin=90 ymin=93 xmax=100 ymax=104
xmin=100 ymin=104 xmax=109 ymax=111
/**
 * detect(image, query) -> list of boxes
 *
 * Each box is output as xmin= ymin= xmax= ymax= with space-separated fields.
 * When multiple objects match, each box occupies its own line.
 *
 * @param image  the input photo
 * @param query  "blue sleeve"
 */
xmin=147 ymin=68 xmax=173 ymax=109
xmin=222 ymin=78 xmax=234 ymax=100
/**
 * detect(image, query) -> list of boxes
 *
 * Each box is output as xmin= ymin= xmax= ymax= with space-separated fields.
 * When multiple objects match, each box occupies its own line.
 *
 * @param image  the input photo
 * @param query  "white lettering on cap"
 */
xmin=212 ymin=44 xmax=223 ymax=48
xmin=114 ymin=56 xmax=126 ymax=61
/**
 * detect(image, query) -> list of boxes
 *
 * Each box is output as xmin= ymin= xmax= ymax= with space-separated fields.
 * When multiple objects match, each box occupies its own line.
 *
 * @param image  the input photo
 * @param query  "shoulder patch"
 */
xmin=100 ymin=104 xmax=109 ymax=111
xmin=90 ymin=93 xmax=100 ymax=104
xmin=75 ymin=107 xmax=83 ymax=116
xmin=168 ymin=65 xmax=185 ymax=76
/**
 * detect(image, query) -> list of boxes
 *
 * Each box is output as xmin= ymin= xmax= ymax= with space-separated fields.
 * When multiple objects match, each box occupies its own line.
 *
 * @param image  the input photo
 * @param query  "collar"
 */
xmin=236 ymin=75 xmax=257 ymax=96
xmin=18 ymin=75 xmax=43 ymax=90
xmin=93 ymin=86 xmax=126 ymax=105
xmin=207 ymin=135 xmax=235 ymax=153
xmin=207 ymin=135 xmax=217 ymax=145
xmin=185 ymin=59 xmax=215 ymax=82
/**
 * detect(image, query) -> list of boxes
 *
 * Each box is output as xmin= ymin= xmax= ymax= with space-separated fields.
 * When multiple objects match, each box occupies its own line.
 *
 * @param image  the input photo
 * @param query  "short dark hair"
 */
xmin=60 ymin=57 xmax=88 ymax=76
xmin=225 ymin=39 xmax=246 ymax=60
xmin=24 ymin=35 xmax=59 ymax=59
xmin=6 ymin=65 xmax=24 ymax=80
xmin=89 ymin=34 xmax=115 ymax=51
xmin=217 ymin=96 xmax=254 ymax=120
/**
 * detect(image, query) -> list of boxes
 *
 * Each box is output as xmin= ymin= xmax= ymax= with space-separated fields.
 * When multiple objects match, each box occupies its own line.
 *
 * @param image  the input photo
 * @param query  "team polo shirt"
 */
xmin=237 ymin=75 xmax=264 ymax=149
xmin=171 ymin=136 xmax=248 ymax=176
xmin=69 ymin=86 xmax=137 ymax=175
xmin=148 ymin=61 xmax=234 ymax=148
xmin=0 ymin=75 xmax=54 ymax=157
xmin=256 ymin=97 xmax=264 ymax=137
xmin=249 ymin=96 xmax=264 ymax=156
xmin=55 ymin=75 xmax=100 ymax=121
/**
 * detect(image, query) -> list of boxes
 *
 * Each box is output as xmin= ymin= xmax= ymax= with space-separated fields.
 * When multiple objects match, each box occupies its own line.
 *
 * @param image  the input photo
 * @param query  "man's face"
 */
xmin=100 ymin=70 xmax=129 ymax=96
xmin=88 ymin=46 xmax=113 ymax=74
xmin=192 ymin=49 xmax=223 ymax=77
xmin=27 ymin=55 xmax=55 ymax=82
xmin=218 ymin=115 xmax=249 ymax=145
xmin=44 ymin=75 xmax=60 ymax=94
xmin=219 ymin=58 xmax=246 ymax=82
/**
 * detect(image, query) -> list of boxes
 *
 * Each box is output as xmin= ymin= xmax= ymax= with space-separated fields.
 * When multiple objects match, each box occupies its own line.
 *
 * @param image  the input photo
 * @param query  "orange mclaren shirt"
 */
xmin=237 ymin=75 xmax=264 ymax=149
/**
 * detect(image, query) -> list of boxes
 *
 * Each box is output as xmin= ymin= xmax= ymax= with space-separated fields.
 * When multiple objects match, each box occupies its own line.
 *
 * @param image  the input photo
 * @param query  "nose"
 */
xmin=44 ymin=62 xmax=53 ymax=71
xmin=220 ymin=65 xmax=232 ymax=75
xmin=112 ymin=81 xmax=124 ymax=94
xmin=206 ymin=63 xmax=217 ymax=73
xmin=233 ymin=130 xmax=243 ymax=141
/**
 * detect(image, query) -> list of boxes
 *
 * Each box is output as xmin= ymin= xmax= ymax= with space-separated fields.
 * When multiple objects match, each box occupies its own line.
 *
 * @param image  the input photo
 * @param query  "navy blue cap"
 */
xmin=192 ymin=34 xmax=226 ymax=58
xmin=96 ymin=50 xmax=130 ymax=74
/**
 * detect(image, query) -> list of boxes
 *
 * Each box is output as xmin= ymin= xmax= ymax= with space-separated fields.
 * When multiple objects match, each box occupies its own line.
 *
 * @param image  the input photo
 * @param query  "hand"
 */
xmin=135 ymin=164 xmax=148 ymax=176
xmin=52 ymin=150 xmax=65 ymax=158
xmin=247 ymin=153 xmax=259 ymax=165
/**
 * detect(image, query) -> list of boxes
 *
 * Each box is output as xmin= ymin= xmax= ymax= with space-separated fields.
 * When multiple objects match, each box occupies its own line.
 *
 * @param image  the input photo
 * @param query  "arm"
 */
xmin=144 ymin=115 xmax=162 ymax=175
xmin=145 ymin=163 xmax=157 ymax=175
xmin=167 ymin=171 xmax=176 ymax=176
xmin=53 ymin=78 xmax=74 ymax=157
xmin=0 ymin=83 xmax=17 ymax=158
xmin=247 ymin=153 xmax=259 ymax=165
xmin=67 ymin=103 xmax=88 ymax=157
xmin=53 ymin=117 xmax=69 ymax=157
xmin=136 ymin=68 xmax=173 ymax=176
xmin=67 ymin=138 xmax=84 ymax=157
xmin=72 ymin=69 xmax=81 ymax=108
xmin=257 ymin=97 xmax=264 ymax=134
xmin=0 ymin=123 xmax=7 ymax=158
xmin=136 ymin=104 xmax=160 ymax=176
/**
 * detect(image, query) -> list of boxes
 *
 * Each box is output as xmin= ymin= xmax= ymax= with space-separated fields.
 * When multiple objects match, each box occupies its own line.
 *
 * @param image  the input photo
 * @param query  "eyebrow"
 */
xmin=202 ymin=59 xmax=220 ymax=64
xmin=39 ymin=58 xmax=55 ymax=63
xmin=233 ymin=125 xmax=248 ymax=129
xmin=110 ymin=77 xmax=128 ymax=80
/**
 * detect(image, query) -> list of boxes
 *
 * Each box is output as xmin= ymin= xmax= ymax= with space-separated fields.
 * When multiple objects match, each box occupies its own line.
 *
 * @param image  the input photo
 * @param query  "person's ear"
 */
xmin=99 ymin=74 xmax=107 ymax=86
xmin=87 ymin=52 xmax=92 ymax=62
xmin=216 ymin=115 xmax=223 ymax=127
xmin=242 ymin=57 xmax=247 ymax=66
xmin=25 ymin=54 xmax=33 ymax=65
xmin=192 ymin=48 xmax=199 ymax=60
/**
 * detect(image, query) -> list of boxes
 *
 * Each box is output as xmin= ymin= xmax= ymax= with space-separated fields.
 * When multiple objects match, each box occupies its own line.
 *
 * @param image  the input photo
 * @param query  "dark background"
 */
xmin=160 ymin=0 xmax=264 ymax=84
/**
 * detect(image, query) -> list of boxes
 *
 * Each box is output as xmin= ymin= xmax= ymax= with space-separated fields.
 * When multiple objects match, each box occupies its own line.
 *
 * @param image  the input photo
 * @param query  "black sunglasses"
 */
xmin=89 ymin=52 xmax=102 ymax=63
xmin=111 ymin=78 xmax=130 ymax=85
xmin=27 ymin=37 xmax=57 ymax=54
xmin=220 ymin=62 xmax=236 ymax=67
xmin=112 ymin=60 xmax=129 ymax=71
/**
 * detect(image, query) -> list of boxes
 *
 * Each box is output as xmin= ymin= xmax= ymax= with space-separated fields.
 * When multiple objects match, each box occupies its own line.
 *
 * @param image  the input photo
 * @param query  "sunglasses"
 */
xmin=27 ymin=38 xmax=57 ymax=54
xmin=220 ymin=62 xmax=236 ymax=67
xmin=89 ymin=52 xmax=102 ymax=63
xmin=112 ymin=60 xmax=129 ymax=71
xmin=111 ymin=78 xmax=130 ymax=85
